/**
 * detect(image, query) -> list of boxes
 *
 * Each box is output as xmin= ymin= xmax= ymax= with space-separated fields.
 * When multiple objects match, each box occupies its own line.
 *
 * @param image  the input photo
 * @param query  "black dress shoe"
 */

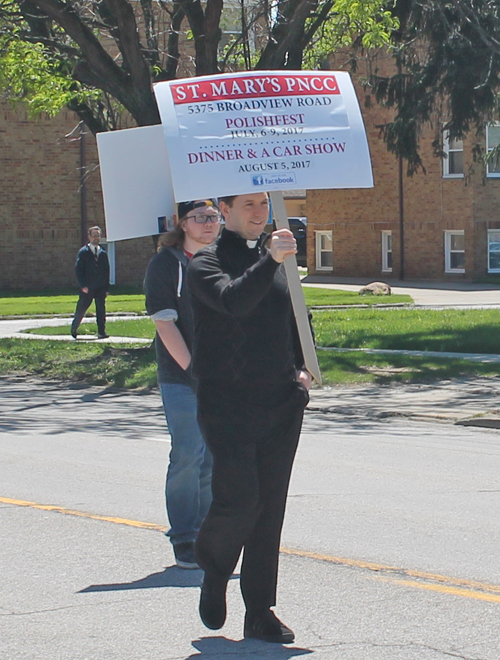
xmin=71 ymin=329 xmax=77 ymax=339
xmin=244 ymin=609 xmax=295 ymax=644
xmin=97 ymin=333 xmax=109 ymax=339
xmin=199 ymin=575 xmax=227 ymax=630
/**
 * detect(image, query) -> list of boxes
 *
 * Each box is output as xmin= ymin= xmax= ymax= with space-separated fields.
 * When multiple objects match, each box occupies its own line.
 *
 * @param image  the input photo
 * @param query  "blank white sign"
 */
xmin=96 ymin=125 xmax=176 ymax=242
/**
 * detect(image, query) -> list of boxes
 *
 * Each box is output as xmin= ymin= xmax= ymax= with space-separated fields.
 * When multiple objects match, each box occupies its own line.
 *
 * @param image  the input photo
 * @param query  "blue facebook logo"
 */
xmin=252 ymin=175 xmax=264 ymax=186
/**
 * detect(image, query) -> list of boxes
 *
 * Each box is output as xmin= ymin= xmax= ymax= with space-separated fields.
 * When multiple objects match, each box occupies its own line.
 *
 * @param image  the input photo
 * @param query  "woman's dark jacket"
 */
xmin=144 ymin=246 xmax=195 ymax=387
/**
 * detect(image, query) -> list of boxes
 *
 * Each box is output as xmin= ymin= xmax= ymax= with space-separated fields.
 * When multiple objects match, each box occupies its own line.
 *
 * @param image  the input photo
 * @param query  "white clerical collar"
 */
xmin=246 ymin=240 xmax=258 ymax=249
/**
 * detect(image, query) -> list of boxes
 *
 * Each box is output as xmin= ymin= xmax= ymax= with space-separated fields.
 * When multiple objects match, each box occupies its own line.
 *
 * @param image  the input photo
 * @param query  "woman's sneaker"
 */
xmin=173 ymin=542 xmax=199 ymax=569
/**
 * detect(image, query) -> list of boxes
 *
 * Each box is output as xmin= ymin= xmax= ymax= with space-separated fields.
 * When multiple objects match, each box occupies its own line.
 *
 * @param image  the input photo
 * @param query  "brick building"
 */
xmin=0 ymin=98 xmax=303 ymax=291
xmin=0 ymin=2 xmax=273 ymax=292
xmin=307 ymin=60 xmax=500 ymax=282
xmin=0 ymin=0 xmax=288 ymax=290
xmin=0 ymin=0 xmax=202 ymax=292
xmin=0 ymin=100 xmax=156 ymax=290
xmin=6 ymin=53 xmax=500 ymax=290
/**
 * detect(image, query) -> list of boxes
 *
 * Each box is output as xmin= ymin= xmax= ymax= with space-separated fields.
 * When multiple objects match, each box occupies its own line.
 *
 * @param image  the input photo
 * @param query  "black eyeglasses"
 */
xmin=186 ymin=213 xmax=221 ymax=224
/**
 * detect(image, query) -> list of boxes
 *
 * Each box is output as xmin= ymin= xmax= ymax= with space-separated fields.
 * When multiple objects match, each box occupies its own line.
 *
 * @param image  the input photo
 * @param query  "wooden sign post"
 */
xmin=270 ymin=191 xmax=322 ymax=384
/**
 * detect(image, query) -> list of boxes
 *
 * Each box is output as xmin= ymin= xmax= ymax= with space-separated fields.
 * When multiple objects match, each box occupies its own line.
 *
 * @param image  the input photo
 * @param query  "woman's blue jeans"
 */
xmin=160 ymin=382 xmax=213 ymax=546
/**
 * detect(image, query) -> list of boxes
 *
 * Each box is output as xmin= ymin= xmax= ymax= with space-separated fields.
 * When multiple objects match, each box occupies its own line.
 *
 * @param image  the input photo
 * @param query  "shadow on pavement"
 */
xmin=0 ymin=378 xmax=165 ymax=439
xmin=79 ymin=568 xmax=240 ymax=593
xmin=187 ymin=636 xmax=314 ymax=659
xmin=79 ymin=566 xmax=203 ymax=592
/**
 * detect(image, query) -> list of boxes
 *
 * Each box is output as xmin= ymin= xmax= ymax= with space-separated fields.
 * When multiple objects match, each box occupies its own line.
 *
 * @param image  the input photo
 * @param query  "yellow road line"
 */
xmin=279 ymin=547 xmax=500 ymax=595
xmin=3 ymin=495 xmax=500 ymax=603
xmin=380 ymin=578 xmax=500 ymax=604
xmin=0 ymin=496 xmax=167 ymax=532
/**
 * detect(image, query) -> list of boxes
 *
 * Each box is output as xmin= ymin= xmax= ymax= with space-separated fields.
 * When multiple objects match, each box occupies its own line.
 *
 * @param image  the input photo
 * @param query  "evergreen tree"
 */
xmin=371 ymin=0 xmax=500 ymax=172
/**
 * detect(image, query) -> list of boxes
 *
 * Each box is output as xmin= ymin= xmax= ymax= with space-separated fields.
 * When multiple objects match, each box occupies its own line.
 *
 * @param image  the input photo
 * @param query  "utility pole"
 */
xmin=79 ymin=122 xmax=88 ymax=246
xmin=398 ymin=154 xmax=405 ymax=280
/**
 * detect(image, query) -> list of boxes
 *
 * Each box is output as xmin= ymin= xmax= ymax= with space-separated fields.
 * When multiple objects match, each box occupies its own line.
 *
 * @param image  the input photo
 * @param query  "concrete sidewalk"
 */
xmin=0 ymin=316 xmax=150 ymax=344
xmin=308 ymin=378 xmax=500 ymax=428
xmin=302 ymin=276 xmax=500 ymax=307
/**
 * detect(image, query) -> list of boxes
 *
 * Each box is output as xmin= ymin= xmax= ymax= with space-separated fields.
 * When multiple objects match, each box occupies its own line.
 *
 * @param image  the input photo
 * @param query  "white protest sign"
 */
xmin=154 ymin=71 xmax=373 ymax=201
xmin=97 ymin=124 xmax=176 ymax=242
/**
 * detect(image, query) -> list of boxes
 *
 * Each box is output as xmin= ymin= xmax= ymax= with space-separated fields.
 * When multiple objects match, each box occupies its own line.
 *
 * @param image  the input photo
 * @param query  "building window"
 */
xmin=381 ymin=231 xmax=393 ymax=272
xmin=315 ymin=231 xmax=333 ymax=270
xmin=486 ymin=124 xmax=500 ymax=177
xmin=443 ymin=132 xmax=464 ymax=177
xmin=444 ymin=231 xmax=465 ymax=273
xmin=488 ymin=230 xmax=500 ymax=272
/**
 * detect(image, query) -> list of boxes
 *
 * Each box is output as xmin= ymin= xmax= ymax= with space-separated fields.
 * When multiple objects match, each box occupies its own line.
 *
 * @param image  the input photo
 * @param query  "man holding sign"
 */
xmin=187 ymin=192 xmax=311 ymax=643
xmin=96 ymin=68 xmax=372 ymax=643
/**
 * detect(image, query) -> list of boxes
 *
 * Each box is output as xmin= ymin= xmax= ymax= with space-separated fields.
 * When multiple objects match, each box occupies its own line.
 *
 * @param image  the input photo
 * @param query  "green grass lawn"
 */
xmin=317 ymin=350 xmax=500 ymax=385
xmin=0 ymin=339 xmax=158 ymax=388
xmin=314 ymin=307 xmax=500 ymax=353
xmin=15 ymin=306 xmax=500 ymax=388
xmin=302 ymin=288 xmax=412 ymax=306
xmin=0 ymin=292 xmax=146 ymax=317
xmin=7 ymin=292 xmax=500 ymax=389
xmin=0 ymin=287 xmax=411 ymax=317
xmin=27 ymin=319 xmax=156 ymax=338
xmin=2 ymin=338 xmax=499 ymax=389
xmin=29 ymin=307 xmax=500 ymax=355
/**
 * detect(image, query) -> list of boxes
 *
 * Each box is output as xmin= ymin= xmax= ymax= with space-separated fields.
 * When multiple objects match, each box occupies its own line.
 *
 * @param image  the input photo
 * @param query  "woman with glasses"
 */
xmin=144 ymin=199 xmax=220 ymax=569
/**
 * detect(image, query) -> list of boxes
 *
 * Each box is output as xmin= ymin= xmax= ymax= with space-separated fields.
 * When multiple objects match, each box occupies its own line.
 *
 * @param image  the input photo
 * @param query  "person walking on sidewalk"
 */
xmin=71 ymin=226 xmax=110 ymax=339
xmin=144 ymin=200 xmax=220 ymax=569
xmin=187 ymin=192 xmax=312 ymax=643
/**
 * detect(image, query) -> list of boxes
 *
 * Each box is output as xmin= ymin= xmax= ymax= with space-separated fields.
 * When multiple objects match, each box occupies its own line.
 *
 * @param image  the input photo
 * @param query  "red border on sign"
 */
xmin=170 ymin=74 xmax=340 ymax=105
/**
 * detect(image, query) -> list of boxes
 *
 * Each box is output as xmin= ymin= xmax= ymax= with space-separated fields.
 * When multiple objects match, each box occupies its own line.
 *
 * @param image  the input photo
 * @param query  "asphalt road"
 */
xmin=1 ymin=377 xmax=500 ymax=659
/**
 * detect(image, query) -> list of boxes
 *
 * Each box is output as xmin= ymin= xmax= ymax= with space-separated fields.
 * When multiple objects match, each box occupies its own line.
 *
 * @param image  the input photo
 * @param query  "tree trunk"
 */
xmin=256 ymin=0 xmax=318 ymax=70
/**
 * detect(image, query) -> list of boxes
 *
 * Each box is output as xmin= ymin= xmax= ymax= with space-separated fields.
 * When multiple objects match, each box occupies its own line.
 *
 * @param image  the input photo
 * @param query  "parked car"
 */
xmin=265 ymin=217 xmax=307 ymax=267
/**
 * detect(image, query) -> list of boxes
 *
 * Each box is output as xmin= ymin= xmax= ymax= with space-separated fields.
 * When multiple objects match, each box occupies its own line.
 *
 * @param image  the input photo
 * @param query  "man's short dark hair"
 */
xmin=218 ymin=196 xmax=237 ymax=207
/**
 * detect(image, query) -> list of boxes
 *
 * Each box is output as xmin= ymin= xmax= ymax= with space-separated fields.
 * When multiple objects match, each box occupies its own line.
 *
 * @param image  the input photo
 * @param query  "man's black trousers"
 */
xmin=195 ymin=379 xmax=308 ymax=614
xmin=71 ymin=287 xmax=107 ymax=335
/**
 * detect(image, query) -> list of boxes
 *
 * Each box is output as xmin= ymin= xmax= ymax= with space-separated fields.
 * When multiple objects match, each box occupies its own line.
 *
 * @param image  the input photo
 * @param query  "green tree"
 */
xmin=0 ymin=0 xmax=398 ymax=132
xmin=370 ymin=0 xmax=500 ymax=172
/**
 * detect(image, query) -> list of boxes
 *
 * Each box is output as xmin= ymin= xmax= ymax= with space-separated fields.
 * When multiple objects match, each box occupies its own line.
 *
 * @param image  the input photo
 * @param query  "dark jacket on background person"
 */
xmin=187 ymin=227 xmax=304 ymax=383
xmin=144 ymin=246 xmax=195 ymax=388
xmin=75 ymin=245 xmax=110 ymax=290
